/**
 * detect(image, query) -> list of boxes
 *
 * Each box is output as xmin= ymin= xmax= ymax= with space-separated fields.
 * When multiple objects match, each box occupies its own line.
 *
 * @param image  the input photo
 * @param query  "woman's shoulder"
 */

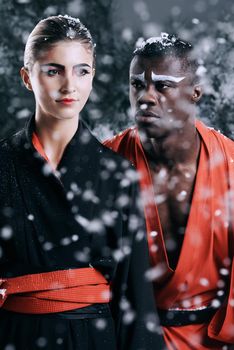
xmin=0 ymin=135 xmax=12 ymax=153
xmin=82 ymin=120 xmax=135 ymax=170
xmin=0 ymin=129 xmax=25 ymax=157
xmin=97 ymin=139 xmax=135 ymax=171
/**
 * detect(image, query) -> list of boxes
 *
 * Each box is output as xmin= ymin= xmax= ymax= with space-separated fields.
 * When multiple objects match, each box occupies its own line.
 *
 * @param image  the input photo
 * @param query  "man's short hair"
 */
xmin=133 ymin=33 xmax=199 ymax=82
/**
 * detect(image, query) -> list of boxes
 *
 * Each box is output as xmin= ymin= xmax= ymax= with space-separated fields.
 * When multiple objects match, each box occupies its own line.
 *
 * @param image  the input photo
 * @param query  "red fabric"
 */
xmin=32 ymin=132 xmax=56 ymax=171
xmin=32 ymin=132 xmax=50 ymax=163
xmin=104 ymin=120 xmax=234 ymax=349
xmin=0 ymin=268 xmax=110 ymax=314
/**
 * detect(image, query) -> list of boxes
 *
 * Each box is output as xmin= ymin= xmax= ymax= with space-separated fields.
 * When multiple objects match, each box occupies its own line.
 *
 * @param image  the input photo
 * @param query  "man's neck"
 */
xmin=140 ymin=124 xmax=201 ymax=170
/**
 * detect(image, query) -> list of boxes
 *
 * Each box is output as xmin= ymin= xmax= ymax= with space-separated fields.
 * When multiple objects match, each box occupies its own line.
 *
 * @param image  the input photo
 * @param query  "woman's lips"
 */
xmin=56 ymin=98 xmax=77 ymax=105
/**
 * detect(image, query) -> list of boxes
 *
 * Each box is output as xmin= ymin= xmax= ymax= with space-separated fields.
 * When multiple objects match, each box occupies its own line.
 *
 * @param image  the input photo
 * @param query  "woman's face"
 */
xmin=22 ymin=40 xmax=94 ymax=121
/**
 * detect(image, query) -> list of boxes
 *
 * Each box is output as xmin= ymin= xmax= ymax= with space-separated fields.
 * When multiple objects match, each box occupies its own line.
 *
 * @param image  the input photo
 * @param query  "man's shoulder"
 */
xmin=196 ymin=119 xmax=234 ymax=151
xmin=103 ymin=126 xmax=138 ymax=152
xmin=212 ymin=128 xmax=234 ymax=151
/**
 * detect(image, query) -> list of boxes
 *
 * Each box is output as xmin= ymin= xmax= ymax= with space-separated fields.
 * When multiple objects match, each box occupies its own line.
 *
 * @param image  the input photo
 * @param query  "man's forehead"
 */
xmin=130 ymin=55 xmax=185 ymax=74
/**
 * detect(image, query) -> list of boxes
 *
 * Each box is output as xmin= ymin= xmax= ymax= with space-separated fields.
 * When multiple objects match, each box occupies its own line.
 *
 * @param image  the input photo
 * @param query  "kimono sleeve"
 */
xmin=110 ymin=177 xmax=166 ymax=350
xmin=208 ymin=258 xmax=234 ymax=343
xmin=208 ymin=149 xmax=234 ymax=344
xmin=0 ymin=144 xmax=15 ymax=264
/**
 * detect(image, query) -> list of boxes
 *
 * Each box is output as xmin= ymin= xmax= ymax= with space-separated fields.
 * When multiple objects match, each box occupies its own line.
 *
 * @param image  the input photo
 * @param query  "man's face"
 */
xmin=129 ymin=55 xmax=200 ymax=139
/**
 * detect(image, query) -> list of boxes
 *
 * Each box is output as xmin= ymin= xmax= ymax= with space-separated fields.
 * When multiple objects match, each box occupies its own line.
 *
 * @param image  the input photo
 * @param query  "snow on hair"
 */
xmin=24 ymin=15 xmax=96 ymax=70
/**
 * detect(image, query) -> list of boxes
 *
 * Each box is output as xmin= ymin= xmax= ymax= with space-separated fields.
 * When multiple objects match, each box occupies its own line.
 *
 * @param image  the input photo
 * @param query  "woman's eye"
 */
xmin=47 ymin=69 xmax=60 ymax=76
xmin=76 ymin=68 xmax=90 ymax=76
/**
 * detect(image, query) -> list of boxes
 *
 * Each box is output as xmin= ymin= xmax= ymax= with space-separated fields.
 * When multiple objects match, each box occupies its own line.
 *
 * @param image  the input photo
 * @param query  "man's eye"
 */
xmin=156 ymin=82 xmax=171 ymax=91
xmin=131 ymin=80 xmax=144 ymax=89
xmin=156 ymin=81 xmax=177 ymax=91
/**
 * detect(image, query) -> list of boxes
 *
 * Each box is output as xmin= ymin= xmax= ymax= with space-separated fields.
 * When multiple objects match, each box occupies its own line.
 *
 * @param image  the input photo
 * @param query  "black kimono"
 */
xmin=0 ymin=117 xmax=165 ymax=350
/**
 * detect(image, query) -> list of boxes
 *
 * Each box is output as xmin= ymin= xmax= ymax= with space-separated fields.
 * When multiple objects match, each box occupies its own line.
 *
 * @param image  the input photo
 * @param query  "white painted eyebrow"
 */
xmin=130 ymin=72 xmax=145 ymax=81
xmin=152 ymin=72 xmax=185 ymax=83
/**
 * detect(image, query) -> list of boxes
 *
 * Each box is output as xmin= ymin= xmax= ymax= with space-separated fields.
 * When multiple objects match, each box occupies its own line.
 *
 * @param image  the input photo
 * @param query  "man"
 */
xmin=104 ymin=33 xmax=234 ymax=349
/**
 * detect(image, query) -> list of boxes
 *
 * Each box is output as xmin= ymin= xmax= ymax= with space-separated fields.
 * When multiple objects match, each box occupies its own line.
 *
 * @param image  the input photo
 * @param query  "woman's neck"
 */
xmin=34 ymin=114 xmax=79 ymax=169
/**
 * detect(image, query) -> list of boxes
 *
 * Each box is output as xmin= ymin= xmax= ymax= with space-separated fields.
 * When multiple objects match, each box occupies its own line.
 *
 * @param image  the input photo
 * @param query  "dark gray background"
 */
xmin=0 ymin=0 xmax=234 ymax=139
xmin=115 ymin=0 xmax=233 ymax=29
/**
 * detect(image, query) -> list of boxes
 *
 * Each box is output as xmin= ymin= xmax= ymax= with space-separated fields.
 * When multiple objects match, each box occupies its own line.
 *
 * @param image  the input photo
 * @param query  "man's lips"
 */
xmin=135 ymin=110 xmax=161 ymax=121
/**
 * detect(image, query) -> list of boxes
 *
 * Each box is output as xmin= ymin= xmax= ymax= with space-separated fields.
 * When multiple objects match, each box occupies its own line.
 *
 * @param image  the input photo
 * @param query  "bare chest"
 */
xmin=151 ymin=166 xmax=197 ymax=268
xmin=152 ymin=166 xmax=197 ymax=230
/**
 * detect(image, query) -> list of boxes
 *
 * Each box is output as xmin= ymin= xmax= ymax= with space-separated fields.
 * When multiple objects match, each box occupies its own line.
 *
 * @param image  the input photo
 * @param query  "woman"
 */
xmin=0 ymin=15 xmax=164 ymax=350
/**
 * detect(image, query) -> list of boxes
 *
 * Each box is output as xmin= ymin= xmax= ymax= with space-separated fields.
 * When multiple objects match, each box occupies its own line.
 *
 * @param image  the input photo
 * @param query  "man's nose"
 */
xmin=60 ymin=73 xmax=76 ymax=94
xmin=138 ymin=84 xmax=159 ymax=107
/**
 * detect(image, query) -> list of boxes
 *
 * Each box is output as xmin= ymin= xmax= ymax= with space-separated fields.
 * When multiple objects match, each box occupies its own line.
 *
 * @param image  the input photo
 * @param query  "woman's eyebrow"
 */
xmin=40 ymin=63 xmax=92 ymax=69
xmin=40 ymin=63 xmax=64 ymax=69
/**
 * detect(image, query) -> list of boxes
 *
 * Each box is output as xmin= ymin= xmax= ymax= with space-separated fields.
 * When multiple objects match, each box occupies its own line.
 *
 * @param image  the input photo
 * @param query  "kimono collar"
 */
xmin=23 ymin=114 xmax=102 ymax=175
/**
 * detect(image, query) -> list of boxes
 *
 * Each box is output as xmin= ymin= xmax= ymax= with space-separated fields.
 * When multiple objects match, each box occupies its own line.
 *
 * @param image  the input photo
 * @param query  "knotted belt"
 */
xmin=0 ymin=268 xmax=110 ymax=314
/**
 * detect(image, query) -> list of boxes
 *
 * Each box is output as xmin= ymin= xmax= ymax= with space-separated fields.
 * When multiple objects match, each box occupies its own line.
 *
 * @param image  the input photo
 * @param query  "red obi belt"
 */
xmin=0 ymin=268 xmax=110 ymax=314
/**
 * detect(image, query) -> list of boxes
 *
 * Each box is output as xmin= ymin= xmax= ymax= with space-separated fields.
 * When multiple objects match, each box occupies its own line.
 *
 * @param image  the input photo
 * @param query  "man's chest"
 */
xmin=151 ymin=165 xmax=197 ymax=237
xmin=150 ymin=166 xmax=197 ymax=269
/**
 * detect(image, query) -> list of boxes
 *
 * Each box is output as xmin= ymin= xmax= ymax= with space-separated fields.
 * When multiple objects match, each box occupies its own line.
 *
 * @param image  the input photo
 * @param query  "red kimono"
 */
xmin=104 ymin=120 xmax=234 ymax=349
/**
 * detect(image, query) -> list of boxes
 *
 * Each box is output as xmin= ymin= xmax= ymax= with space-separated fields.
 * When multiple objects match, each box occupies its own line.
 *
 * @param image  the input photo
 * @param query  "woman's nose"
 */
xmin=60 ymin=74 xmax=76 ymax=94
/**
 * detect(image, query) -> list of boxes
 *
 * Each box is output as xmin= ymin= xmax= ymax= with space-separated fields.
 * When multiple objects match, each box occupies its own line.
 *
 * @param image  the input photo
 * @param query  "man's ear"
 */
xmin=20 ymin=67 xmax=33 ymax=91
xmin=191 ymin=85 xmax=202 ymax=103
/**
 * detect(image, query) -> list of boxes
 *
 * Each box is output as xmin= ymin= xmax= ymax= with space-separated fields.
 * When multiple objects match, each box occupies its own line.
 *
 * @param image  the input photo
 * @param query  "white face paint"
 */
xmin=130 ymin=71 xmax=185 ymax=84
xmin=151 ymin=72 xmax=185 ymax=83
xmin=130 ymin=72 xmax=145 ymax=82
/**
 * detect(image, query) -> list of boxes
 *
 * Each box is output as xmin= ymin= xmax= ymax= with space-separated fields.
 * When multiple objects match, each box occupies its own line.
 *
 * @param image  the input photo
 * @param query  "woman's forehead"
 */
xmin=36 ymin=41 xmax=93 ymax=64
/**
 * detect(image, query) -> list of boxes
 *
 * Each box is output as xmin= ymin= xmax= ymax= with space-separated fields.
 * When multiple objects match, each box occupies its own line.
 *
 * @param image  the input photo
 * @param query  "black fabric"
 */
xmin=0 ymin=116 xmax=165 ymax=350
xmin=158 ymin=290 xmax=227 ymax=327
xmin=0 ymin=304 xmax=112 ymax=320
xmin=158 ymin=306 xmax=219 ymax=327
